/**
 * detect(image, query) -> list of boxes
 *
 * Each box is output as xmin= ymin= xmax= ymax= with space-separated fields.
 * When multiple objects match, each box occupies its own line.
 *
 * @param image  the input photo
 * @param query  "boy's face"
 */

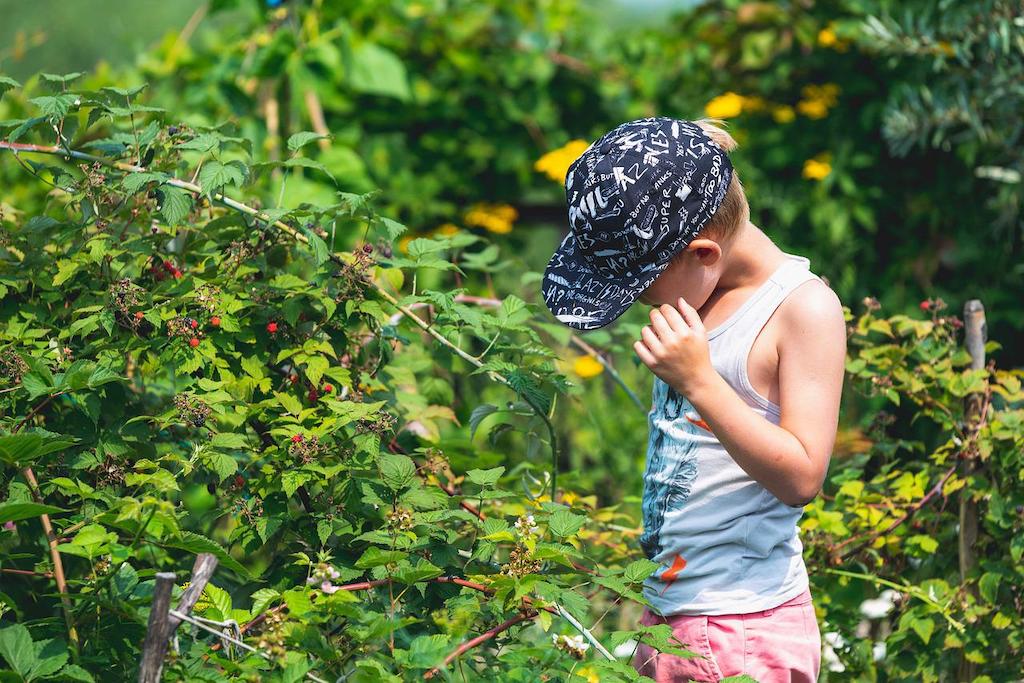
xmin=637 ymin=240 xmax=723 ymax=311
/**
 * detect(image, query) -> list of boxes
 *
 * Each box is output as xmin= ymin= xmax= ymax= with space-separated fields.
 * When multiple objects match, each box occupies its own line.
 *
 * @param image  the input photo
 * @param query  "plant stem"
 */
xmin=22 ymin=466 xmax=80 ymax=656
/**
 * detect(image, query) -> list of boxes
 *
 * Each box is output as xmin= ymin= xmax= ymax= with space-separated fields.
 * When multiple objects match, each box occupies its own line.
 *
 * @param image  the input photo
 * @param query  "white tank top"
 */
xmin=640 ymin=251 xmax=822 ymax=616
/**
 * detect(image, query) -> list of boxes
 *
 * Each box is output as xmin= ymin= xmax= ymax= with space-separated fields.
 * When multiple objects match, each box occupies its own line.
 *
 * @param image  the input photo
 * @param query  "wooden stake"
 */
xmin=138 ymin=573 xmax=176 ymax=683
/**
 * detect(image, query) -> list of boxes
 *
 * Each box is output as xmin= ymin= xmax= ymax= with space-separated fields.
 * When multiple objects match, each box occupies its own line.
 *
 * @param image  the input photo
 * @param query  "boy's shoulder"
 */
xmin=775 ymin=276 xmax=846 ymax=349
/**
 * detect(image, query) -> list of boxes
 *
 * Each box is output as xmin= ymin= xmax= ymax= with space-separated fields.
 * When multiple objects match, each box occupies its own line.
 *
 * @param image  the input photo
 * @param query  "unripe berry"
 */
xmin=135 ymin=311 xmax=145 ymax=320
xmin=291 ymin=434 xmax=303 ymax=443
xmin=189 ymin=337 xmax=200 ymax=348
xmin=172 ymin=268 xmax=183 ymax=279
xmin=323 ymin=383 xmax=333 ymax=393
xmin=288 ymin=373 xmax=298 ymax=384
xmin=266 ymin=322 xmax=278 ymax=334
xmin=190 ymin=319 xmax=199 ymax=329
xmin=919 ymin=300 xmax=931 ymax=311
xmin=210 ymin=316 xmax=221 ymax=327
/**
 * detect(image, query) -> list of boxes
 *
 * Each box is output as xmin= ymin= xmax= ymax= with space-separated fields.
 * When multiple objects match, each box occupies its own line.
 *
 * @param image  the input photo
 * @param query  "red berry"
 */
xmin=291 ymin=434 xmax=303 ymax=443
xmin=234 ymin=474 xmax=244 ymax=487
xmin=172 ymin=268 xmax=183 ymax=279
xmin=323 ymin=383 xmax=333 ymax=393
xmin=210 ymin=316 xmax=221 ymax=327
xmin=266 ymin=322 xmax=278 ymax=334
xmin=135 ymin=311 xmax=145 ymax=320
xmin=163 ymin=259 xmax=173 ymax=270
xmin=190 ymin=319 xmax=199 ymax=329
xmin=189 ymin=337 xmax=200 ymax=348
xmin=919 ymin=300 xmax=931 ymax=311
xmin=288 ymin=373 xmax=299 ymax=384
xmin=307 ymin=388 xmax=319 ymax=402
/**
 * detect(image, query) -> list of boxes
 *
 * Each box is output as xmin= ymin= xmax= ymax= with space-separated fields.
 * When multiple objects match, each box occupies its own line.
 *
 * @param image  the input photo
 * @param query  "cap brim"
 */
xmin=541 ymin=232 xmax=672 ymax=331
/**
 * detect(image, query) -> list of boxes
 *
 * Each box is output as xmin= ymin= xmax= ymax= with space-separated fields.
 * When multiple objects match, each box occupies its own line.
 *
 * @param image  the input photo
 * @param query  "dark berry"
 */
xmin=362 ymin=243 xmax=373 ymax=254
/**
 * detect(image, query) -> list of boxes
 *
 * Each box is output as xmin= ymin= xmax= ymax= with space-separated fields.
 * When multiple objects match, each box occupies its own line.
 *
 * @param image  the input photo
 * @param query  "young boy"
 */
xmin=541 ymin=117 xmax=846 ymax=682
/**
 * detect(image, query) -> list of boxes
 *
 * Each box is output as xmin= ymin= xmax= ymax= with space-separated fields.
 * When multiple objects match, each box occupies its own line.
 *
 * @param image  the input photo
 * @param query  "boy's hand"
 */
xmin=634 ymin=297 xmax=717 ymax=397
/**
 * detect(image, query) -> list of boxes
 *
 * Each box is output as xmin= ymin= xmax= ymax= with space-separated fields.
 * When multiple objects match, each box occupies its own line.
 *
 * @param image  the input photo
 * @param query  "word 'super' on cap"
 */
xmin=541 ymin=117 xmax=733 ymax=331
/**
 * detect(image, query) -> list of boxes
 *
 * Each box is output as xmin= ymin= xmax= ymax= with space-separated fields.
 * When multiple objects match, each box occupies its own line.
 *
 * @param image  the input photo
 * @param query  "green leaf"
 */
xmin=287 ymin=131 xmax=330 ymax=152
xmin=910 ymin=616 xmax=934 ymax=644
xmin=0 ymin=76 xmax=21 ymax=99
xmin=56 ymin=664 xmax=95 ymax=682
xmin=547 ymin=508 xmax=586 ymax=539
xmin=210 ymin=433 xmax=249 ymax=450
xmin=281 ymin=587 xmax=313 ymax=616
xmin=355 ymin=547 xmax=407 ymax=568
xmin=623 ymin=558 xmax=660 ymax=584
xmin=0 ymin=502 xmax=65 ymax=524
xmin=393 ymin=559 xmax=443 ymax=585
xmin=205 ymin=451 xmax=237 ymax=483
xmin=161 ymin=531 xmax=252 ymax=580
xmin=0 ymin=623 xmax=35 ymax=677
xmin=349 ymin=42 xmax=411 ymax=101
xmin=378 ymin=452 xmax=416 ymax=491
xmin=199 ymin=160 xmax=246 ymax=196
xmin=466 ymin=466 xmax=505 ymax=487
xmin=0 ymin=433 xmax=76 ymax=467
xmin=275 ymin=392 xmax=303 ymax=417
xmin=157 ymin=186 xmax=193 ymax=226
xmin=250 ymin=588 xmax=280 ymax=616
xmin=468 ymin=404 xmax=498 ymax=440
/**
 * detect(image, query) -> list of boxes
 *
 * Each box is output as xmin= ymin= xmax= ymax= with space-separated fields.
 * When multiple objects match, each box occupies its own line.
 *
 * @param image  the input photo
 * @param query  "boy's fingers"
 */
xmin=658 ymin=303 xmax=689 ymax=334
xmin=633 ymin=340 xmax=656 ymax=366
xmin=676 ymin=297 xmax=705 ymax=333
xmin=640 ymin=325 xmax=663 ymax=356
xmin=649 ymin=308 xmax=676 ymax=341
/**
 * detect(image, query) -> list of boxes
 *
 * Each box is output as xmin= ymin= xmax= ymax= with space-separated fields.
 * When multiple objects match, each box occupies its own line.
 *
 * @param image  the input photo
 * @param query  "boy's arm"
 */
xmin=635 ymin=281 xmax=847 ymax=507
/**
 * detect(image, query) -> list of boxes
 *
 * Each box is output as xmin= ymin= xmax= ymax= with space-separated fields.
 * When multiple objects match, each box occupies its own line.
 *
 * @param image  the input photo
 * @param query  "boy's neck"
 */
xmin=713 ymin=221 xmax=788 ymax=295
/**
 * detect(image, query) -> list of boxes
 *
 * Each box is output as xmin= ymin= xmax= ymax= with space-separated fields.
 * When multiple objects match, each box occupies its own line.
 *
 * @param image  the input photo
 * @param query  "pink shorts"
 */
xmin=631 ymin=586 xmax=821 ymax=682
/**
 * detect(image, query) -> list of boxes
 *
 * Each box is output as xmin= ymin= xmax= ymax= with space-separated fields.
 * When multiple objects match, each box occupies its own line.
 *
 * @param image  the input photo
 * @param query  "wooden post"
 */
xmin=958 ymin=299 xmax=986 ymax=683
xmin=137 ymin=554 xmax=219 ymax=683
xmin=167 ymin=553 xmax=219 ymax=631
xmin=138 ymin=573 xmax=176 ymax=683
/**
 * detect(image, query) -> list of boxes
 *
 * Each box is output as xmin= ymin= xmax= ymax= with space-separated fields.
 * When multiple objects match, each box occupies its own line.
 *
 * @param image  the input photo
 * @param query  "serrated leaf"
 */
xmin=287 ymin=131 xmax=329 ymax=152
xmin=158 ymin=186 xmax=193 ymax=226
xmin=161 ymin=532 xmax=252 ymax=579
xmin=199 ymin=160 xmax=246 ymax=196
xmin=547 ymin=508 xmax=585 ymax=538
xmin=466 ymin=466 xmax=505 ymax=487
xmin=378 ymin=452 xmax=416 ymax=491
xmin=0 ymin=502 xmax=65 ymax=524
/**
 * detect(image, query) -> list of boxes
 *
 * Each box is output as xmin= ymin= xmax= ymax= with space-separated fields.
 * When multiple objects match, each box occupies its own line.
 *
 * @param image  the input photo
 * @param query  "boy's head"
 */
xmin=541 ymin=116 xmax=744 ymax=331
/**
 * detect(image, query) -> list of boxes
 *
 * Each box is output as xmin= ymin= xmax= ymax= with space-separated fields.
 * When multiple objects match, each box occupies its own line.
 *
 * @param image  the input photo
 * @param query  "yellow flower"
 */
xmin=573 ymin=355 xmax=604 ymax=378
xmin=575 ymin=666 xmax=600 ymax=683
xmin=772 ymin=105 xmax=796 ymax=123
xmin=796 ymin=98 xmax=829 ymax=119
xmin=434 ymin=223 xmax=460 ymax=236
xmin=802 ymin=83 xmax=840 ymax=106
xmin=802 ymin=153 xmax=832 ymax=181
xmin=534 ymin=139 xmax=591 ymax=183
xmin=817 ymin=26 xmax=837 ymax=48
xmin=463 ymin=202 xmax=518 ymax=234
xmin=937 ymin=41 xmax=954 ymax=56
xmin=740 ymin=95 xmax=767 ymax=112
xmin=704 ymin=92 xmax=744 ymax=118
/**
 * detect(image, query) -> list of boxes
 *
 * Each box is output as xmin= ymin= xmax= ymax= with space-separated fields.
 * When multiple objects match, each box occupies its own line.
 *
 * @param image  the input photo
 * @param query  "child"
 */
xmin=541 ymin=117 xmax=846 ymax=682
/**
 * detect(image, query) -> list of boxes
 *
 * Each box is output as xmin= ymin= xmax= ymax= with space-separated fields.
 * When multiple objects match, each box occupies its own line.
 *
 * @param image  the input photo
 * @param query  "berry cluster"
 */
xmin=193 ymin=282 xmax=221 ymax=312
xmin=551 ymin=633 xmax=590 ymax=659
xmin=173 ymin=393 xmax=212 ymax=428
xmin=252 ymin=610 xmax=288 ymax=660
xmin=166 ymin=315 xmax=203 ymax=348
xmin=109 ymin=278 xmax=147 ymax=329
xmin=287 ymin=434 xmax=325 ymax=464
xmin=355 ymin=411 xmax=397 ymax=437
xmin=0 ymin=350 xmax=28 ymax=385
xmin=333 ymin=245 xmax=375 ymax=304
xmin=500 ymin=544 xmax=541 ymax=578
xmin=385 ymin=506 xmax=415 ymax=532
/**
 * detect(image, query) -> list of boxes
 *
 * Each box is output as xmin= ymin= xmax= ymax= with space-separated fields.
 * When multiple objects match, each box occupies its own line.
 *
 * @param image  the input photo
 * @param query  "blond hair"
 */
xmin=678 ymin=118 xmax=749 ymax=254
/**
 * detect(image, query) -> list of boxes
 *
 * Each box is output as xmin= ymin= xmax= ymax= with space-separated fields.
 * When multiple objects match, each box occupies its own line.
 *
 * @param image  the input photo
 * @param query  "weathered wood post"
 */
xmin=138 ymin=572 xmax=176 ymax=683
xmin=958 ymin=298 xmax=986 ymax=682
xmin=138 ymin=554 xmax=220 ymax=683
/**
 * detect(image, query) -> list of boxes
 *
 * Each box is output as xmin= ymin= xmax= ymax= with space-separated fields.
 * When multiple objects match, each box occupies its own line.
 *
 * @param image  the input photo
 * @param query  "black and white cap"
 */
xmin=541 ymin=117 xmax=733 ymax=331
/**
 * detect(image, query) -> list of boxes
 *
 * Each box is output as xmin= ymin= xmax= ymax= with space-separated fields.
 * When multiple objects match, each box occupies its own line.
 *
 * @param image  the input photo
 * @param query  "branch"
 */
xmin=423 ymin=610 xmax=538 ymax=680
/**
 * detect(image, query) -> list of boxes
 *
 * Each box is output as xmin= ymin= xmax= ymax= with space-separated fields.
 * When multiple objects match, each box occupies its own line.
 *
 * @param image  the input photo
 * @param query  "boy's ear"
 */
xmin=686 ymin=238 xmax=723 ymax=266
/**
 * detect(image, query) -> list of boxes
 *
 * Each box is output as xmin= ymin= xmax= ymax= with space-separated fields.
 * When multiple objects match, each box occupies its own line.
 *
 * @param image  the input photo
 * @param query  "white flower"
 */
xmin=859 ymin=590 xmax=898 ymax=619
xmin=306 ymin=576 xmax=317 ymax=585
xmin=320 ymin=581 xmax=340 ymax=594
